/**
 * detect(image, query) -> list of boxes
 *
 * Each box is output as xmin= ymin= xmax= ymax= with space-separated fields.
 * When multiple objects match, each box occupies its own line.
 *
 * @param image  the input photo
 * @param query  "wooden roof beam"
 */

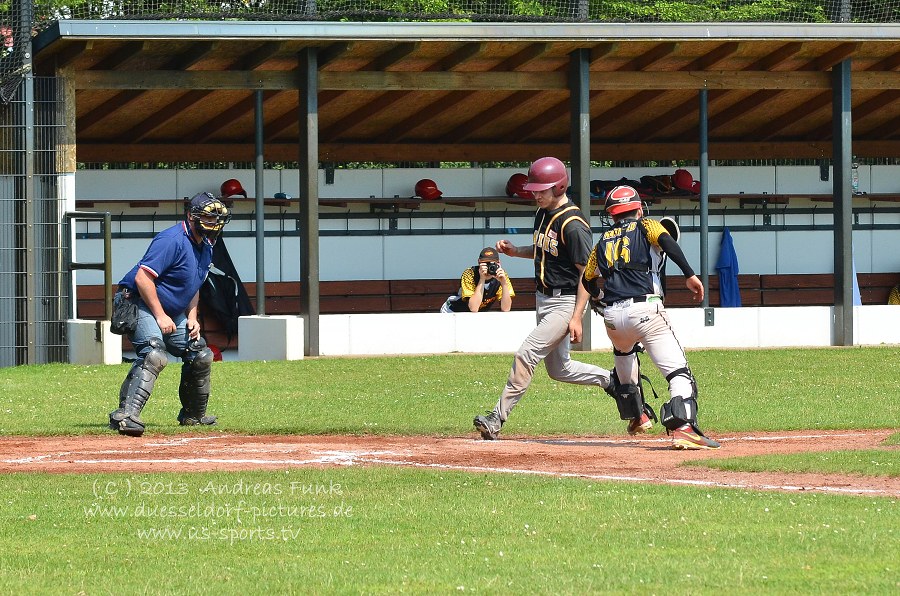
xmin=118 ymin=42 xmax=289 ymax=143
xmin=706 ymin=44 xmax=859 ymax=135
xmin=611 ymin=42 xmax=741 ymax=140
xmin=805 ymin=90 xmax=900 ymax=140
xmin=319 ymin=42 xmax=478 ymax=142
xmin=53 ymin=41 xmax=89 ymax=70
xmin=375 ymin=42 xmax=550 ymax=143
xmin=77 ymin=42 xmax=216 ymax=133
xmin=511 ymin=42 xmax=679 ymax=142
xmin=246 ymin=43 xmax=355 ymax=142
xmin=753 ymin=46 xmax=897 ymax=142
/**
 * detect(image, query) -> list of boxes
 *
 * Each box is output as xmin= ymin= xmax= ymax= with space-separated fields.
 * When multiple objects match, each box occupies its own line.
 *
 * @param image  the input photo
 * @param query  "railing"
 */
xmin=65 ymin=211 xmax=113 ymax=322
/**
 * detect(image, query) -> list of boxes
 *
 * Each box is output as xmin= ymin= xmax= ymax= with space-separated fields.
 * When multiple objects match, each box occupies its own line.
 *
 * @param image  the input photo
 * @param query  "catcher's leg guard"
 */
xmin=612 ymin=383 xmax=643 ymax=421
xmin=177 ymin=338 xmax=216 ymax=426
xmin=660 ymin=367 xmax=699 ymax=432
xmin=109 ymin=340 xmax=167 ymax=437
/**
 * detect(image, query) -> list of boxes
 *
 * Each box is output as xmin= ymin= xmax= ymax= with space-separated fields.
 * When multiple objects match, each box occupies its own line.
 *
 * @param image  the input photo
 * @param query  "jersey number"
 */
xmin=604 ymin=236 xmax=631 ymax=267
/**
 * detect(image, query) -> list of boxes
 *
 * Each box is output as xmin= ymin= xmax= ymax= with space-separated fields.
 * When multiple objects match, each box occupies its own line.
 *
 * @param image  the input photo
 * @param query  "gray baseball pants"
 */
xmin=494 ymin=293 xmax=610 ymax=422
xmin=602 ymin=299 xmax=694 ymax=400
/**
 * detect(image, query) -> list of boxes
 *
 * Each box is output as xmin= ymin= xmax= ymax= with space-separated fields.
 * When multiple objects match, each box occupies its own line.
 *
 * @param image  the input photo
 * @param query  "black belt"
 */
xmin=536 ymin=286 xmax=577 ymax=297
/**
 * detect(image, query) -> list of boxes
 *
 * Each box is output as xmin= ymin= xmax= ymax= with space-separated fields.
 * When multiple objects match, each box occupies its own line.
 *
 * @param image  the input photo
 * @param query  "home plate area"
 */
xmin=0 ymin=430 xmax=897 ymax=497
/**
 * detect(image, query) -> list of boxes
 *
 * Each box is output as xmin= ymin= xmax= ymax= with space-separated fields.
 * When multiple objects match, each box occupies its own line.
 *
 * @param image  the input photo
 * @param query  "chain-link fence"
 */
xmin=25 ymin=1 xmax=897 ymax=26
xmin=0 ymin=75 xmax=68 ymax=367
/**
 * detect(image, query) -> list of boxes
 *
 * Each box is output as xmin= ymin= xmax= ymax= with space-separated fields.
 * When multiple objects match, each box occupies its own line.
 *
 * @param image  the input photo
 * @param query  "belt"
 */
xmin=536 ymin=286 xmax=577 ymax=297
xmin=609 ymin=295 xmax=662 ymax=308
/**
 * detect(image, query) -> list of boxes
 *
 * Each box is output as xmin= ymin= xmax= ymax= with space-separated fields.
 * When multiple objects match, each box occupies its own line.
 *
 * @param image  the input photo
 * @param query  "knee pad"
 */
xmin=665 ymin=367 xmax=697 ymax=399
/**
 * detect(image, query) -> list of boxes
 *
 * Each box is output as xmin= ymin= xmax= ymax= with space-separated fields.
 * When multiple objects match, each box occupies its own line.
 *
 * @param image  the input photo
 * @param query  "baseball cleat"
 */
xmin=473 ymin=411 xmax=502 ymax=440
xmin=672 ymin=423 xmax=720 ymax=450
xmin=177 ymin=408 xmax=217 ymax=426
xmin=626 ymin=412 xmax=653 ymax=436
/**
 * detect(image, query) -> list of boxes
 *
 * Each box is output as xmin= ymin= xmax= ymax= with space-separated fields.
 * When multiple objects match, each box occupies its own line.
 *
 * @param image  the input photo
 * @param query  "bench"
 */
xmin=75 ymin=272 xmax=899 ymax=351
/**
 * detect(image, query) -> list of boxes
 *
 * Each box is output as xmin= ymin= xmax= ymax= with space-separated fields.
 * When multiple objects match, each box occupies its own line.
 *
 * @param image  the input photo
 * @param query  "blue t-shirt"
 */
xmin=118 ymin=221 xmax=213 ymax=316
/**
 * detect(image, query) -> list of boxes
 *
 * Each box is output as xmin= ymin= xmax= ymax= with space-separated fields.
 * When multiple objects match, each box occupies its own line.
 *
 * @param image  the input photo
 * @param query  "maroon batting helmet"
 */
xmin=505 ymin=173 xmax=530 ymax=199
xmin=523 ymin=157 xmax=568 ymax=197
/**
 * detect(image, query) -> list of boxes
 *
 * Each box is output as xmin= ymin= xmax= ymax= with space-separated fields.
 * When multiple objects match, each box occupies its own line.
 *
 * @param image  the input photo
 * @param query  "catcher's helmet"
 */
xmin=604 ymin=185 xmax=643 ymax=215
xmin=220 ymin=178 xmax=247 ymax=198
xmin=414 ymin=178 xmax=443 ymax=201
xmin=505 ymin=173 xmax=531 ymax=199
xmin=188 ymin=192 xmax=232 ymax=240
xmin=523 ymin=157 xmax=568 ymax=197
xmin=659 ymin=216 xmax=681 ymax=243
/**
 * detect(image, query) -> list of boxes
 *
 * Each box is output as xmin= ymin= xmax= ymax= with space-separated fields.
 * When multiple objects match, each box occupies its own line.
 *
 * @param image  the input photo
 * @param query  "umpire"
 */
xmin=108 ymin=192 xmax=231 ymax=437
xmin=473 ymin=157 xmax=613 ymax=440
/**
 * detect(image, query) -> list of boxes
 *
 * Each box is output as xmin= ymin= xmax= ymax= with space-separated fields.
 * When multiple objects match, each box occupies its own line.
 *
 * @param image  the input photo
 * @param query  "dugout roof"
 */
xmin=31 ymin=20 xmax=900 ymax=164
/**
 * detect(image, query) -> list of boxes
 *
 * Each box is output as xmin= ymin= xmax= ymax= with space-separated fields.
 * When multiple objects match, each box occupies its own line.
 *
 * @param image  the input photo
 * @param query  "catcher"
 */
xmin=574 ymin=185 xmax=720 ymax=450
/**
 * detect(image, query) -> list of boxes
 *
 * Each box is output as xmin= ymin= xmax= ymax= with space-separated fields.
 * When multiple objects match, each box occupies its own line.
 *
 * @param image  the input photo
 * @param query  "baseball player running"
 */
xmin=473 ymin=157 xmax=612 ymax=440
xmin=575 ymin=185 xmax=720 ymax=449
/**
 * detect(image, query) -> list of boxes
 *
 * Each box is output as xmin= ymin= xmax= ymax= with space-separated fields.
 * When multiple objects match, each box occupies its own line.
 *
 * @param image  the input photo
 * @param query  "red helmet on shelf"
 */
xmin=672 ymin=169 xmax=694 ymax=193
xmin=522 ymin=157 xmax=568 ymax=197
xmin=414 ymin=178 xmax=443 ymax=200
xmin=604 ymin=185 xmax=643 ymax=215
xmin=505 ymin=173 xmax=531 ymax=199
xmin=220 ymin=178 xmax=247 ymax=198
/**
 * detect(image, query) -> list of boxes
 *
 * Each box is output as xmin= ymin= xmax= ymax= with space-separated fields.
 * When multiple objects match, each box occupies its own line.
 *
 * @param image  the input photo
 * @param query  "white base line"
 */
xmin=8 ymin=452 xmax=888 ymax=496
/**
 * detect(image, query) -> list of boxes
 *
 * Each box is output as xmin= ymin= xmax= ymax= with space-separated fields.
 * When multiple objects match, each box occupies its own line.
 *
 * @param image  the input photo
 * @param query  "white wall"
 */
xmin=72 ymin=165 xmax=900 ymax=286
xmin=306 ymin=304 xmax=899 ymax=357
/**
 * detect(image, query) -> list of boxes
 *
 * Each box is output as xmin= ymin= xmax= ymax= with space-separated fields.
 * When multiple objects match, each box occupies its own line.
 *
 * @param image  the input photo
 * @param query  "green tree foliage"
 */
xmin=14 ymin=1 xmax=896 ymax=24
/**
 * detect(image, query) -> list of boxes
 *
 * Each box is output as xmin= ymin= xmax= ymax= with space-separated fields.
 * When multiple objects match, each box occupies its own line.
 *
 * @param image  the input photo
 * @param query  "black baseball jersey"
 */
xmin=445 ymin=266 xmax=515 ymax=312
xmin=584 ymin=217 xmax=669 ymax=303
xmin=532 ymin=201 xmax=593 ymax=291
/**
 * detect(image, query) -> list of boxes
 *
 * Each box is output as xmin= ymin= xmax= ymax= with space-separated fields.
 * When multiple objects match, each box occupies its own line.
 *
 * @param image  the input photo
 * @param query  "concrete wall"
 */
xmin=71 ymin=165 xmax=900 ymax=287
xmin=222 ymin=305 xmax=899 ymax=360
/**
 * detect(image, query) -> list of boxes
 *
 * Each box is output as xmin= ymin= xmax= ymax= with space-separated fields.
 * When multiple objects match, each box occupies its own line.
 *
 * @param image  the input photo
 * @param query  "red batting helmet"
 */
xmin=604 ymin=185 xmax=643 ymax=215
xmin=414 ymin=178 xmax=442 ymax=201
xmin=220 ymin=178 xmax=247 ymax=198
xmin=523 ymin=157 xmax=568 ymax=197
xmin=672 ymin=169 xmax=694 ymax=193
xmin=505 ymin=173 xmax=530 ymax=199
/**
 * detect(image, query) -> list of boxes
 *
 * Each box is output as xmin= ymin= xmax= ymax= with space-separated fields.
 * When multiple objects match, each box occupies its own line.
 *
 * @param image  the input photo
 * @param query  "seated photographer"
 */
xmin=441 ymin=247 xmax=515 ymax=313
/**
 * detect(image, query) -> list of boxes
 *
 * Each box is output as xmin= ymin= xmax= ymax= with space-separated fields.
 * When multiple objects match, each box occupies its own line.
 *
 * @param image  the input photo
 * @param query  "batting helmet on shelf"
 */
xmin=414 ymin=178 xmax=443 ymax=200
xmin=220 ymin=178 xmax=247 ymax=198
xmin=523 ymin=157 xmax=568 ymax=197
xmin=604 ymin=185 xmax=643 ymax=215
xmin=505 ymin=173 xmax=531 ymax=199
xmin=672 ymin=169 xmax=694 ymax=193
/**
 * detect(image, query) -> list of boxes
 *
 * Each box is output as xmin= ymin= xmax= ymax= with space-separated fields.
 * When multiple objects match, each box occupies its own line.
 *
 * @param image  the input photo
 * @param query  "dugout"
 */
xmin=3 ymin=1 xmax=900 ymax=363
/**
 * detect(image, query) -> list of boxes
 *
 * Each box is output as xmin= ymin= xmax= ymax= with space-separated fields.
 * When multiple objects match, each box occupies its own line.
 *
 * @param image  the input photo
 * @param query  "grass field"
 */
xmin=1 ymin=346 xmax=898 ymax=593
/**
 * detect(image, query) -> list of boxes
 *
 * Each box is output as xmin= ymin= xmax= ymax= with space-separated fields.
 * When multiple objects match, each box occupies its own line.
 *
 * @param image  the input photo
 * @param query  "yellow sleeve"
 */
xmin=501 ymin=280 xmax=515 ymax=298
xmin=459 ymin=267 xmax=477 ymax=299
xmin=642 ymin=218 xmax=668 ymax=247
xmin=584 ymin=245 xmax=600 ymax=282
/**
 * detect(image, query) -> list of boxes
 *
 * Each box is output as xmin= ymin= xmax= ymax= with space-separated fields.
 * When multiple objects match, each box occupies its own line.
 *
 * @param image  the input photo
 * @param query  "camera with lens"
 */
xmin=486 ymin=261 xmax=499 ymax=276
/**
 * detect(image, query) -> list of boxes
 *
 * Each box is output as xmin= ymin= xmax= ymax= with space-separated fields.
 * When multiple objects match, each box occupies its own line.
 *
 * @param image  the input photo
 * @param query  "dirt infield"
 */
xmin=1 ymin=430 xmax=897 ymax=497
